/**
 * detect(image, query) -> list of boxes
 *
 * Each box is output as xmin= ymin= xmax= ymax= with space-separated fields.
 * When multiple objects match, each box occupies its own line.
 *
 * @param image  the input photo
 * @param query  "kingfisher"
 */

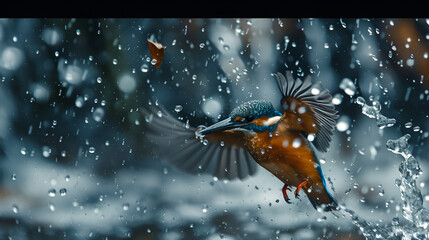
xmin=144 ymin=72 xmax=339 ymax=211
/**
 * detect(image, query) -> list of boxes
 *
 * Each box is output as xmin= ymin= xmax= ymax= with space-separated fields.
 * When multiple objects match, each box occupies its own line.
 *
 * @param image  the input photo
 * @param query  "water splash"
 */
xmin=343 ymin=95 xmax=429 ymax=238
xmin=342 ymin=133 xmax=429 ymax=239
xmin=355 ymin=96 xmax=396 ymax=129
xmin=386 ymin=135 xmax=429 ymax=230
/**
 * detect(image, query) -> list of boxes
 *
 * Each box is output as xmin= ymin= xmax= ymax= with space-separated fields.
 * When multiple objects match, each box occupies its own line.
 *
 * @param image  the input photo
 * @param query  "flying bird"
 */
xmin=144 ymin=72 xmax=339 ymax=211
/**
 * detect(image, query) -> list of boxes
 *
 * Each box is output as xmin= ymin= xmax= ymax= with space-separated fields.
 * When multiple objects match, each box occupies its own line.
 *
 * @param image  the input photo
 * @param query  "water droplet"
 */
xmin=42 ymin=146 xmax=51 ymax=158
xmin=332 ymin=93 xmax=344 ymax=105
xmin=223 ymin=45 xmax=230 ymax=51
xmin=307 ymin=133 xmax=315 ymax=142
xmin=59 ymin=188 xmax=67 ymax=196
xmin=11 ymin=173 xmax=16 ymax=181
xmin=0 ymin=46 xmax=24 ymax=71
xmin=75 ymin=96 xmax=85 ymax=108
xmin=174 ymin=105 xmax=183 ymax=113
xmin=92 ymin=107 xmax=105 ymax=122
xmin=96 ymin=77 xmax=102 ymax=84
xmin=218 ymin=37 xmax=224 ymax=44
xmin=150 ymin=58 xmax=157 ymax=65
xmin=141 ymin=64 xmax=149 ymax=72
xmin=156 ymin=111 xmax=163 ymax=118
xmin=292 ymin=138 xmax=302 ymax=148
xmin=65 ymin=175 xmax=70 ymax=181
xmin=88 ymin=147 xmax=95 ymax=154
xmin=339 ymin=78 xmax=356 ymax=96
xmin=202 ymin=99 xmax=222 ymax=119
xmin=356 ymin=96 xmax=366 ymax=106
xmin=298 ymin=106 xmax=306 ymax=114
xmin=340 ymin=18 xmax=347 ymax=28
xmin=20 ymin=147 xmax=27 ymax=155
xmin=112 ymin=58 xmax=118 ymax=65
xmin=122 ymin=203 xmax=129 ymax=211
xmin=48 ymin=202 xmax=55 ymax=211
xmin=117 ymin=74 xmax=136 ymax=94
xmin=192 ymin=74 xmax=197 ymax=80
xmin=199 ymin=43 xmax=205 ymax=49
xmin=12 ymin=204 xmax=19 ymax=214
xmin=336 ymin=115 xmax=350 ymax=132
xmin=32 ymin=83 xmax=50 ymax=102
xmin=145 ymin=113 xmax=153 ymax=123
xmin=48 ymin=188 xmax=56 ymax=197
xmin=42 ymin=28 xmax=61 ymax=46
xmin=405 ymin=122 xmax=413 ymax=128
xmin=311 ymin=87 xmax=320 ymax=95
xmin=282 ymin=140 xmax=289 ymax=147
xmin=372 ymin=101 xmax=381 ymax=111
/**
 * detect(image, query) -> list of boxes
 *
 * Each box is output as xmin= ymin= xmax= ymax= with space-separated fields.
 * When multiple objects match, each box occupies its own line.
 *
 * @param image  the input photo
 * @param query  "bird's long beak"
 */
xmin=197 ymin=117 xmax=244 ymax=136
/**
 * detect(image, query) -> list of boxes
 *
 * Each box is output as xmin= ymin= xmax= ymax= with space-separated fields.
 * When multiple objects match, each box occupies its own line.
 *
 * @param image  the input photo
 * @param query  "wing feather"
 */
xmin=274 ymin=72 xmax=338 ymax=152
xmin=142 ymin=105 xmax=258 ymax=180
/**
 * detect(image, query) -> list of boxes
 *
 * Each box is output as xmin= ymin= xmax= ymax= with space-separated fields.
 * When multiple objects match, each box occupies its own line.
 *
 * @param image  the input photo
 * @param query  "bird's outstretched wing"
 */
xmin=274 ymin=72 xmax=338 ymax=152
xmin=142 ymin=105 xmax=258 ymax=180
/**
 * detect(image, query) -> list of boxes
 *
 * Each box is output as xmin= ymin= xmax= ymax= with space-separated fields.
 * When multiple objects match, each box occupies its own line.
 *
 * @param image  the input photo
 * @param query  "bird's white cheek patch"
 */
xmin=263 ymin=116 xmax=282 ymax=126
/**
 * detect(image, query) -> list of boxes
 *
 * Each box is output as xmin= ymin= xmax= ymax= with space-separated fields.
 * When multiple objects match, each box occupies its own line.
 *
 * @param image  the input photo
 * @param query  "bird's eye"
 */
xmin=245 ymin=116 xmax=254 ymax=122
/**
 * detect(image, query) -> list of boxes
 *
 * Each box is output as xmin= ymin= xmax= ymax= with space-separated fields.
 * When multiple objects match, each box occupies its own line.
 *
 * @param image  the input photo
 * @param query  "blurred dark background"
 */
xmin=0 ymin=18 xmax=428 ymax=240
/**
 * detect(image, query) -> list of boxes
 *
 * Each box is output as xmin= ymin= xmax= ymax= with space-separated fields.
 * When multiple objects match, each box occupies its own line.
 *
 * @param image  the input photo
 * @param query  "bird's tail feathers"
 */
xmin=306 ymin=187 xmax=339 ymax=212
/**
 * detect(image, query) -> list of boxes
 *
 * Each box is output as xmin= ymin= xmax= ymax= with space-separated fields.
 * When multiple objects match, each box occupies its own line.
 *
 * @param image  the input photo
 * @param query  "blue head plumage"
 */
xmin=229 ymin=100 xmax=282 ymax=132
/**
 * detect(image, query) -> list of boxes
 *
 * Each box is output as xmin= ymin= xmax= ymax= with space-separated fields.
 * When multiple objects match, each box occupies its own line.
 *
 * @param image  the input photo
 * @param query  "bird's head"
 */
xmin=198 ymin=100 xmax=282 ymax=136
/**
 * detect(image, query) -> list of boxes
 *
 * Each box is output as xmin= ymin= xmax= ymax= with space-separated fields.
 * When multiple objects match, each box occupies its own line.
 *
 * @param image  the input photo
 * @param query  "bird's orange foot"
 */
xmin=282 ymin=184 xmax=292 ymax=204
xmin=295 ymin=180 xmax=309 ymax=199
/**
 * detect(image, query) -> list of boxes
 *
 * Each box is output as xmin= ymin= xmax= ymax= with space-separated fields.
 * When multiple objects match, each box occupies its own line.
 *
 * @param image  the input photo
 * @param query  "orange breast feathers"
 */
xmin=246 ymin=130 xmax=324 ymax=188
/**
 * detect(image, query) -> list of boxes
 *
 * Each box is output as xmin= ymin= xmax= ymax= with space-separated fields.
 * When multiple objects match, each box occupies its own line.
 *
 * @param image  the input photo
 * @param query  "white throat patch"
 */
xmin=263 ymin=116 xmax=282 ymax=126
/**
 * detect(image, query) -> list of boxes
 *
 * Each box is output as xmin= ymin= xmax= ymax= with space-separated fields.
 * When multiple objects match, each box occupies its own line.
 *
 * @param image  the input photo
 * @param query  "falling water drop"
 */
xmin=141 ymin=64 xmax=149 ymax=72
xmin=12 ymin=205 xmax=19 ymax=214
xmin=48 ymin=202 xmax=56 ymax=211
xmin=89 ymin=147 xmax=96 ymax=154
xmin=292 ymin=138 xmax=302 ymax=148
xmin=92 ymin=107 xmax=105 ymax=122
xmin=59 ymin=188 xmax=67 ymax=196
xmin=339 ymin=78 xmax=356 ymax=96
xmin=174 ymin=105 xmax=183 ymax=113
xmin=48 ymin=189 xmax=56 ymax=197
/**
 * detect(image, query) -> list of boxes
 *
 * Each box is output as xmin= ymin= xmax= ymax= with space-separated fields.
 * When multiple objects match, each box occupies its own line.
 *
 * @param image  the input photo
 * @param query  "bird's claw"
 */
xmin=282 ymin=184 xmax=292 ymax=204
xmin=295 ymin=179 xmax=309 ymax=199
